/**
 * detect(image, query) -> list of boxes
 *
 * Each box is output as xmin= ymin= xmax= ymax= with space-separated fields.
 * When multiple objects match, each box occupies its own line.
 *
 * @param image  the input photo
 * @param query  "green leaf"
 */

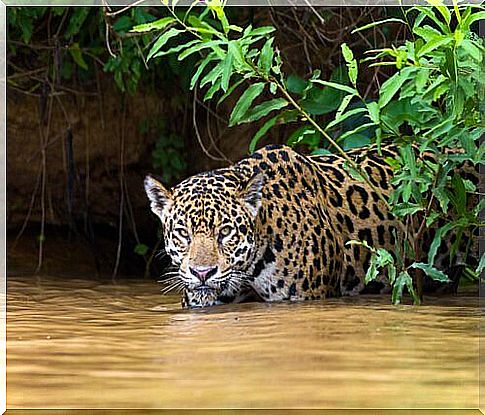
xmin=311 ymin=148 xmax=332 ymax=156
xmin=190 ymin=53 xmax=218 ymax=89
xmin=200 ymin=61 xmax=223 ymax=88
xmin=152 ymin=39 xmax=199 ymax=59
xmin=147 ymin=28 xmax=185 ymax=61
xmin=220 ymin=51 xmax=234 ymax=92
xmin=69 ymin=43 xmax=88 ymax=71
xmin=378 ymin=67 xmax=415 ymax=108
xmin=131 ymin=17 xmax=175 ymax=33
xmin=352 ymin=18 xmax=407 ymax=33
xmin=325 ymin=107 xmax=367 ymax=131
xmin=343 ymin=134 xmax=371 ymax=151
xmin=365 ymin=253 xmax=379 ymax=284
xmin=311 ymin=79 xmax=357 ymax=95
xmin=392 ymin=271 xmax=410 ymax=305
xmin=229 ymin=82 xmax=265 ymax=127
xmin=238 ymin=98 xmax=289 ymax=125
xmin=341 ymin=43 xmax=358 ymax=86
xmin=460 ymin=39 xmax=483 ymax=61
xmin=134 ymin=243 xmax=149 ymax=256
xmin=217 ymin=78 xmax=245 ymax=106
xmin=428 ymin=222 xmax=456 ymax=265
xmin=417 ymin=35 xmax=453 ymax=57
xmin=258 ymin=37 xmax=274 ymax=75
xmin=449 ymin=174 xmax=467 ymax=215
xmin=65 ymin=7 xmax=90 ymax=39
xmin=461 ymin=11 xmax=485 ymax=30
xmin=244 ymin=26 xmax=276 ymax=37
xmin=410 ymin=262 xmax=450 ymax=283
xmin=113 ymin=16 xmax=133 ymax=33
xmin=432 ymin=187 xmax=450 ymax=212
xmin=287 ymin=126 xmax=320 ymax=148
xmin=366 ymin=101 xmax=380 ymax=124
xmin=286 ymin=75 xmax=307 ymax=94
xmin=413 ymin=7 xmax=448 ymax=33
xmin=337 ymin=122 xmax=376 ymax=143
xmin=335 ymin=94 xmax=354 ymax=119
xmin=392 ymin=203 xmax=423 ymax=217
xmin=178 ymin=40 xmax=224 ymax=61
xmin=204 ymin=78 xmax=222 ymax=101
xmin=249 ymin=115 xmax=279 ymax=153
xmin=426 ymin=211 xmax=441 ymax=226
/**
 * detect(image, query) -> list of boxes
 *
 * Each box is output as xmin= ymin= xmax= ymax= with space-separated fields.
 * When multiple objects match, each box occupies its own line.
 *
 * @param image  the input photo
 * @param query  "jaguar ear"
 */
xmin=144 ymin=175 xmax=173 ymax=220
xmin=240 ymin=173 xmax=265 ymax=217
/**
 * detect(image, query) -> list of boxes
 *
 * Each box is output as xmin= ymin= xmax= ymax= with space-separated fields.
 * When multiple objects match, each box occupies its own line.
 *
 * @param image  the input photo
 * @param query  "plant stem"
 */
xmin=273 ymin=78 xmax=391 ymax=210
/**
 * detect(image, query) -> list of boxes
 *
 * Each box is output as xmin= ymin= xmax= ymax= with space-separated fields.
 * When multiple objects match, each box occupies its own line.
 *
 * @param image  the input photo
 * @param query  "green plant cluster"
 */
xmin=135 ymin=1 xmax=484 ymax=304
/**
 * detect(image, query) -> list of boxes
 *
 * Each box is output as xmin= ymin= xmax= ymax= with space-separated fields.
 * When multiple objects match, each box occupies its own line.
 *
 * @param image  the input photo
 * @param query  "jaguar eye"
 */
xmin=219 ymin=225 xmax=233 ymax=238
xmin=176 ymin=228 xmax=190 ymax=239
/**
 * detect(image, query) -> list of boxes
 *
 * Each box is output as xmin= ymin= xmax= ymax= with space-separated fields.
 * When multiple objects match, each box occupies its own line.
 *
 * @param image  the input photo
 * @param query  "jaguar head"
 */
xmin=144 ymin=172 xmax=264 ymax=304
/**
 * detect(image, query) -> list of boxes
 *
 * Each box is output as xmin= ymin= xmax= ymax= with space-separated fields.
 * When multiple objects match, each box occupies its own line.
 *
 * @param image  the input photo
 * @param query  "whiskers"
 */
xmin=218 ymin=270 xmax=250 ymax=294
xmin=155 ymin=249 xmax=169 ymax=260
xmin=158 ymin=265 xmax=185 ymax=295
xmin=160 ymin=278 xmax=185 ymax=295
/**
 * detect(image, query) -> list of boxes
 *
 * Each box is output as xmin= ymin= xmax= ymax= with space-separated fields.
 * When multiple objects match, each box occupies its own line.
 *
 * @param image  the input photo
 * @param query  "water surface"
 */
xmin=7 ymin=275 xmax=479 ymax=408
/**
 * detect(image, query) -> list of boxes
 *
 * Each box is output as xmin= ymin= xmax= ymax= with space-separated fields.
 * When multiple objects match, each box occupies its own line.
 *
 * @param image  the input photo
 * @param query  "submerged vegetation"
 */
xmin=7 ymin=4 xmax=484 ymax=303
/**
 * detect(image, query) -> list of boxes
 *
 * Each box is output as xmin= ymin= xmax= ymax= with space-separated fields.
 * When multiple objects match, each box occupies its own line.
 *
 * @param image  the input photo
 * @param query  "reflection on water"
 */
xmin=7 ymin=275 xmax=479 ymax=408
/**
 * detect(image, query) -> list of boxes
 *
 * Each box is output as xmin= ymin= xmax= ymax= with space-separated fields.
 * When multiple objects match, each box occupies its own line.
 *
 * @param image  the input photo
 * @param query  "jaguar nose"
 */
xmin=189 ymin=266 xmax=218 ymax=283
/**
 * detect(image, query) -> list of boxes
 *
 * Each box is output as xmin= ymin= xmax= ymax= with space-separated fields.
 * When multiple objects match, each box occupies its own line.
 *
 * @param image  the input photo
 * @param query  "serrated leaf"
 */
xmin=229 ymin=82 xmax=265 ymax=127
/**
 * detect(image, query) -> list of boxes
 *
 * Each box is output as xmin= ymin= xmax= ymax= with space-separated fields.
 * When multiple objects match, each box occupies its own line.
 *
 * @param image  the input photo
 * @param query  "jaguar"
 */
xmin=144 ymin=144 xmax=478 ymax=308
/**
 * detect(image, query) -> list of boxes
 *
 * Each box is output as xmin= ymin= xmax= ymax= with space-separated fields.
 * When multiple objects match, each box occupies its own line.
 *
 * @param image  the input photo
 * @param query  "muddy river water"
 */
xmin=7 ymin=274 xmax=480 ymax=409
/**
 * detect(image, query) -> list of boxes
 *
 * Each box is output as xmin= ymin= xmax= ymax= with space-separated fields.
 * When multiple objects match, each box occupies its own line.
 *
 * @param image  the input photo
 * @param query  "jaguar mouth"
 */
xmin=194 ymin=285 xmax=214 ymax=291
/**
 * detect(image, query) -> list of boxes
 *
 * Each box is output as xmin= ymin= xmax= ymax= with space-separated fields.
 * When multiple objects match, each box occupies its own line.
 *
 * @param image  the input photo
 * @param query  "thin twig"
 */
xmin=112 ymin=95 xmax=127 ymax=280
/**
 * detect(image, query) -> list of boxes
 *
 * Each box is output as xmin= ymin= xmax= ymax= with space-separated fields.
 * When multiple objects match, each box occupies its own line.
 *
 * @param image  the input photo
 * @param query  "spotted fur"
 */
xmin=145 ymin=144 xmax=478 ymax=307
